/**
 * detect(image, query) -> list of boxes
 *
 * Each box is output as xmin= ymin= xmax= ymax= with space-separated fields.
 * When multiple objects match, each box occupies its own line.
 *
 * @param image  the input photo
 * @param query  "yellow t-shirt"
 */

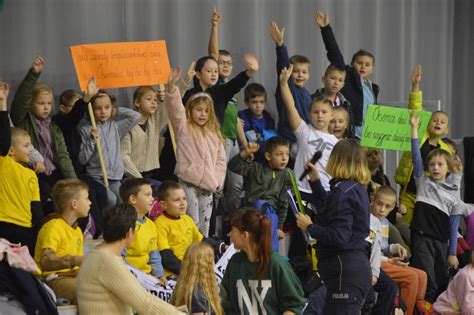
xmin=34 ymin=217 xmax=83 ymax=276
xmin=125 ymin=217 xmax=158 ymax=274
xmin=0 ymin=155 xmax=40 ymax=227
xmin=155 ymin=213 xmax=203 ymax=274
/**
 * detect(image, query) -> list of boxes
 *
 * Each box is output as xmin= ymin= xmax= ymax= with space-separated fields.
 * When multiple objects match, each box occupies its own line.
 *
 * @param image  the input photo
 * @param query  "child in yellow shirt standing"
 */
xmin=34 ymin=179 xmax=91 ymax=304
xmin=119 ymin=178 xmax=167 ymax=285
xmin=0 ymin=81 xmax=41 ymax=256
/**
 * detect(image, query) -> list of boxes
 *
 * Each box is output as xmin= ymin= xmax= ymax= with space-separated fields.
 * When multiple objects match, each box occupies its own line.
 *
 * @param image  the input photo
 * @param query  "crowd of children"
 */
xmin=1 ymin=7 xmax=473 ymax=315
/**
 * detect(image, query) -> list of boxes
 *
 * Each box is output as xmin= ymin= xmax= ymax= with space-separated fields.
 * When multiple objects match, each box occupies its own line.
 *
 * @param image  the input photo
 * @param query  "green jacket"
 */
xmin=10 ymin=70 xmax=76 ymax=179
xmin=228 ymin=154 xmax=292 ymax=228
xmin=220 ymin=251 xmax=306 ymax=315
xmin=395 ymin=90 xmax=450 ymax=186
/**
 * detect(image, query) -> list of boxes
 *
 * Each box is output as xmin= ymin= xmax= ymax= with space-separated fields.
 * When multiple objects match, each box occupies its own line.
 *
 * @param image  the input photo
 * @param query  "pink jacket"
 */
xmin=433 ymin=264 xmax=474 ymax=315
xmin=166 ymin=89 xmax=226 ymax=192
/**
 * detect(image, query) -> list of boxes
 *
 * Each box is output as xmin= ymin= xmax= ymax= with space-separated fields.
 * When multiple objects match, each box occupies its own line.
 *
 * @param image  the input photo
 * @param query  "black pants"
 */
xmin=411 ymin=231 xmax=449 ymax=302
xmin=0 ymin=222 xmax=37 ymax=256
xmin=318 ymin=250 xmax=372 ymax=314
xmin=38 ymin=169 xmax=63 ymax=216
xmin=371 ymin=269 xmax=397 ymax=315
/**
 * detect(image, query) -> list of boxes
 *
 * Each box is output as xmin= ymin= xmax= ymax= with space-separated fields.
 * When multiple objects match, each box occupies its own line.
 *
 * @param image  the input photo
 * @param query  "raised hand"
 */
xmin=269 ymin=21 xmax=285 ymax=47
xmin=452 ymin=155 xmax=463 ymax=174
xmin=32 ymin=56 xmax=45 ymax=74
xmin=244 ymin=54 xmax=259 ymax=77
xmin=315 ymin=11 xmax=329 ymax=28
xmin=84 ymin=76 xmax=99 ymax=103
xmin=167 ymin=67 xmax=182 ymax=93
xmin=409 ymin=110 xmax=420 ymax=129
xmin=183 ymin=61 xmax=196 ymax=86
xmin=411 ymin=65 xmax=422 ymax=92
xmin=245 ymin=142 xmax=259 ymax=154
xmin=210 ymin=6 xmax=221 ymax=27
xmin=279 ymin=64 xmax=294 ymax=84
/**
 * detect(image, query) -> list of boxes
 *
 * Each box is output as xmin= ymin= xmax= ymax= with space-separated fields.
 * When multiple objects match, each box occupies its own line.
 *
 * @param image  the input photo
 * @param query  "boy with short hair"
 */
xmin=270 ymin=21 xmax=313 ymax=146
xmin=154 ymin=181 xmax=226 ymax=275
xmin=34 ymin=179 xmax=91 ymax=304
xmin=312 ymin=65 xmax=355 ymax=138
xmin=119 ymin=177 xmax=167 ymax=285
xmin=228 ymin=137 xmax=293 ymax=240
xmin=315 ymin=11 xmax=380 ymax=140
xmin=237 ymin=83 xmax=276 ymax=163
xmin=396 ymin=65 xmax=453 ymax=224
xmin=0 ymin=81 xmax=42 ymax=256
xmin=371 ymin=186 xmax=430 ymax=314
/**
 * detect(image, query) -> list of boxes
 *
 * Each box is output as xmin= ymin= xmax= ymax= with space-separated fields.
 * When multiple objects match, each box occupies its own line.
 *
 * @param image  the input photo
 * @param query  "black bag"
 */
xmin=289 ymin=256 xmax=324 ymax=297
xmin=0 ymin=261 xmax=58 ymax=315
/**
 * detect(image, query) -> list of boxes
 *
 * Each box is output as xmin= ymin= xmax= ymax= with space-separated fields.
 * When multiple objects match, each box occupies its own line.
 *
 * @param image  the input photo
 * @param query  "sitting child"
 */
xmin=0 ymin=81 xmax=42 ymax=256
xmin=237 ymin=83 xmax=276 ymax=163
xmin=433 ymin=244 xmax=474 ymax=314
xmin=119 ymin=178 xmax=167 ymax=285
xmin=154 ymin=181 xmax=225 ymax=275
xmin=170 ymin=242 xmax=223 ymax=315
xmin=228 ymin=137 xmax=292 ymax=243
xmin=34 ymin=179 xmax=91 ymax=304
xmin=371 ymin=186 xmax=430 ymax=314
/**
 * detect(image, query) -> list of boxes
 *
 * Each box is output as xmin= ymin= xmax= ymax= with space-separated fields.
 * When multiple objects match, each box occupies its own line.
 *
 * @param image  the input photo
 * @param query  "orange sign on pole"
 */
xmin=70 ymin=41 xmax=170 ymax=90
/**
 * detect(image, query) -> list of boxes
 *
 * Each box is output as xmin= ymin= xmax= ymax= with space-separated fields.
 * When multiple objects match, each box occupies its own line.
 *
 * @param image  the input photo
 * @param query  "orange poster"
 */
xmin=70 ymin=41 xmax=170 ymax=91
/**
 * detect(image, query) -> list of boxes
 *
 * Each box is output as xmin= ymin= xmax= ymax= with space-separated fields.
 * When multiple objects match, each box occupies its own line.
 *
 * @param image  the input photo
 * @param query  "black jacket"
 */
xmin=320 ymin=25 xmax=379 ymax=127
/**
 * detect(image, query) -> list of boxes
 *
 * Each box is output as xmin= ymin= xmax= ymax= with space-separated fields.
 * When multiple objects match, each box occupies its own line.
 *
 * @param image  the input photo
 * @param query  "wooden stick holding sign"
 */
xmin=160 ymin=83 xmax=177 ymax=155
xmin=87 ymin=102 xmax=109 ymax=187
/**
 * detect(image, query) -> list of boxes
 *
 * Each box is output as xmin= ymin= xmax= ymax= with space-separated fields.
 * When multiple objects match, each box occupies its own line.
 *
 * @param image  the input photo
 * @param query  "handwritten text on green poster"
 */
xmin=361 ymin=105 xmax=431 ymax=151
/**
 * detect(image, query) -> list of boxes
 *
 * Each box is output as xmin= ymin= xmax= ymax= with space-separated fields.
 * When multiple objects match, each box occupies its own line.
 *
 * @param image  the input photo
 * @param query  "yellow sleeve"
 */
xmin=37 ymin=221 xmax=62 ymax=253
xmin=408 ymin=90 xmax=423 ymax=110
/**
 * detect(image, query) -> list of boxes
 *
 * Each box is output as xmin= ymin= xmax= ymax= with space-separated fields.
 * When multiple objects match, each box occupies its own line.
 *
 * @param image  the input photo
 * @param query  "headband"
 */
xmin=189 ymin=92 xmax=213 ymax=103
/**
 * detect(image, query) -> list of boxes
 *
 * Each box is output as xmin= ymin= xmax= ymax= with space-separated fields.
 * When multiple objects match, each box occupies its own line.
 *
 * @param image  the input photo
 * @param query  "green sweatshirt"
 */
xmin=220 ymin=251 xmax=306 ymax=315
xmin=228 ymin=155 xmax=293 ymax=228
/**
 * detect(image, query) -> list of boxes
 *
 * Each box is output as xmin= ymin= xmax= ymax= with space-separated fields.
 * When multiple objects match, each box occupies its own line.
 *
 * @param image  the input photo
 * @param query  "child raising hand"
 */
xmin=166 ymin=67 xmax=226 ymax=237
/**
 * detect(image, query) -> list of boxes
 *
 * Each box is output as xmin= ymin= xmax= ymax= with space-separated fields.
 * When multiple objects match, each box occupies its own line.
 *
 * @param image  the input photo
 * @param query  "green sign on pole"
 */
xmin=361 ymin=105 xmax=431 ymax=151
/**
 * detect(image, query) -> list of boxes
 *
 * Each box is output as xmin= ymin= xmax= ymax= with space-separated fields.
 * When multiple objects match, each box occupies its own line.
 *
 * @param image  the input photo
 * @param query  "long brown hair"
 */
xmin=170 ymin=243 xmax=223 ymax=315
xmin=231 ymin=208 xmax=272 ymax=277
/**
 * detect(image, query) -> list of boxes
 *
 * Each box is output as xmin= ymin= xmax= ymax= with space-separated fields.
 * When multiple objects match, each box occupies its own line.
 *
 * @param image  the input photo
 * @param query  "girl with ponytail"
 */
xmin=220 ymin=208 xmax=305 ymax=315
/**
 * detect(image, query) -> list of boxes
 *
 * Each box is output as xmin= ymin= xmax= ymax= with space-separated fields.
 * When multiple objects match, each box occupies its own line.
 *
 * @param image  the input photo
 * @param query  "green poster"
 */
xmin=361 ymin=105 xmax=431 ymax=151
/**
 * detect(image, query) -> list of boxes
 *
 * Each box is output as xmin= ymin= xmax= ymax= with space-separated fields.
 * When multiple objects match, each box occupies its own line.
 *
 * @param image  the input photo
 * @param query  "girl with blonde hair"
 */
xmin=171 ymin=242 xmax=223 ymax=315
xmin=165 ymin=67 xmax=226 ymax=237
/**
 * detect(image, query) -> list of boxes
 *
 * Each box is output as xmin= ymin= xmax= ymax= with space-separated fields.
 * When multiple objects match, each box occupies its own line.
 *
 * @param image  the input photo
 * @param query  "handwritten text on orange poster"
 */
xmin=70 ymin=41 xmax=170 ymax=90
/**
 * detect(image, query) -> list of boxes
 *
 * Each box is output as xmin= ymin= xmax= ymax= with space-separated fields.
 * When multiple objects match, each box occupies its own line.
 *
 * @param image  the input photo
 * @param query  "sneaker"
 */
xmin=416 ymin=299 xmax=433 ymax=314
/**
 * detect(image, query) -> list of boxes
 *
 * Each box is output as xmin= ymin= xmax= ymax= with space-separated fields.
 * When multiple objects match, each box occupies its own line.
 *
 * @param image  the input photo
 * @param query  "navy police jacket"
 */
xmin=307 ymin=178 xmax=370 ymax=257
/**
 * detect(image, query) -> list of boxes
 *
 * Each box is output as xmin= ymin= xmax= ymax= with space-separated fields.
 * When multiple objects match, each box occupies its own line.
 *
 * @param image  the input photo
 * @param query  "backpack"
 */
xmin=253 ymin=200 xmax=279 ymax=252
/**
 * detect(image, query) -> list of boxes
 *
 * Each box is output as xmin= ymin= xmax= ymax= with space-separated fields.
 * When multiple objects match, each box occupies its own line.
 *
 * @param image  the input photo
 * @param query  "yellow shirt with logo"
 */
xmin=125 ymin=217 xmax=158 ymax=274
xmin=0 ymin=156 xmax=40 ymax=228
xmin=155 ymin=214 xmax=203 ymax=274
xmin=34 ymin=218 xmax=83 ymax=276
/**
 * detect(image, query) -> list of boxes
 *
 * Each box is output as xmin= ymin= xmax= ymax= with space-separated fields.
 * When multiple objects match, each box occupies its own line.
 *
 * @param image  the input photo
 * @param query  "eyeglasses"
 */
xmin=218 ymin=60 xmax=233 ymax=66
